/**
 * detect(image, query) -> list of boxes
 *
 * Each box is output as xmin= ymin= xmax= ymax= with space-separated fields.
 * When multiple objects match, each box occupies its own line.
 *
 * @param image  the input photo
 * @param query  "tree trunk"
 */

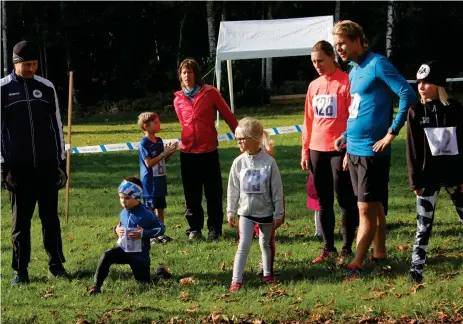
xmin=261 ymin=1 xmax=265 ymax=86
xmin=334 ymin=1 xmax=341 ymax=23
xmin=43 ymin=40 xmax=49 ymax=79
xmin=386 ymin=0 xmax=395 ymax=58
xmin=265 ymin=2 xmax=273 ymax=90
xmin=177 ymin=12 xmax=187 ymax=66
xmin=221 ymin=1 xmax=227 ymax=22
xmin=36 ymin=25 xmax=44 ymax=77
xmin=206 ymin=0 xmax=217 ymax=59
xmin=2 ymin=1 xmax=8 ymax=76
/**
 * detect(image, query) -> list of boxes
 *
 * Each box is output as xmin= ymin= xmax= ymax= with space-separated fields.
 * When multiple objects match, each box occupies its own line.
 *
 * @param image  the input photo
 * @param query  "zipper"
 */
xmin=23 ymin=81 xmax=37 ymax=167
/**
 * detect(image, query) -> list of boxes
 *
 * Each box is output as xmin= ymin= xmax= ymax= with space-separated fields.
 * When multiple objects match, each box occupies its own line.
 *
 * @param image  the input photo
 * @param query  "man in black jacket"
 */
xmin=1 ymin=40 xmax=70 ymax=285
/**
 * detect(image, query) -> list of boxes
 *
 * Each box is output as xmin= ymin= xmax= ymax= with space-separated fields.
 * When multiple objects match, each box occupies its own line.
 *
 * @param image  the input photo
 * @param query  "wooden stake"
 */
xmin=65 ymin=71 xmax=73 ymax=224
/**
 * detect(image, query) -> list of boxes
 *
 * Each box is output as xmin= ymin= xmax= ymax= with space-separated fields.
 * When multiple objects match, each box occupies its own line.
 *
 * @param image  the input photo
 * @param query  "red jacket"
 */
xmin=174 ymin=84 xmax=238 ymax=153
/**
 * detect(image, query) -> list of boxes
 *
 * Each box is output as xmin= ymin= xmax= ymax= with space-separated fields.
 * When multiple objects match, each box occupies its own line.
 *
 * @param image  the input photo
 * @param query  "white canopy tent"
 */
xmin=215 ymin=15 xmax=334 ymax=126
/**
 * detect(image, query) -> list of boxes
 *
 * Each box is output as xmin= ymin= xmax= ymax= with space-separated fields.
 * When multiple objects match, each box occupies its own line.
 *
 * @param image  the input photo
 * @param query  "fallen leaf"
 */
xmin=295 ymin=233 xmax=305 ymax=237
xmin=179 ymin=277 xmax=195 ymax=286
xmin=282 ymin=222 xmax=289 ymax=229
xmin=220 ymin=262 xmax=226 ymax=272
xmin=409 ymin=282 xmax=426 ymax=294
xmin=361 ymin=297 xmax=376 ymax=301
xmin=76 ymin=320 xmax=90 ymax=324
xmin=66 ymin=235 xmax=73 ymax=242
xmin=396 ymin=245 xmax=409 ymax=252
xmin=105 ymin=297 xmax=111 ymax=303
xmin=187 ymin=305 xmax=198 ymax=313
xmin=284 ymin=251 xmax=293 ymax=257
xmin=370 ymin=291 xmax=387 ymax=297
xmin=394 ymin=293 xmax=404 ymax=298
xmin=179 ymin=291 xmax=190 ymax=302
xmin=382 ymin=265 xmax=392 ymax=272
xmin=211 ymin=279 xmax=217 ymax=285
xmin=224 ymin=298 xmax=240 ymax=303
xmin=253 ymin=320 xmax=265 ymax=324
xmin=179 ymin=250 xmax=189 ymax=255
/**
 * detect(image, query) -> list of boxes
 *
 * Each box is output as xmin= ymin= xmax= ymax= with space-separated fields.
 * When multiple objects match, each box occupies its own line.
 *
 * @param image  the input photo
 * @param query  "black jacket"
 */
xmin=406 ymin=98 xmax=463 ymax=190
xmin=1 ymin=71 xmax=65 ymax=170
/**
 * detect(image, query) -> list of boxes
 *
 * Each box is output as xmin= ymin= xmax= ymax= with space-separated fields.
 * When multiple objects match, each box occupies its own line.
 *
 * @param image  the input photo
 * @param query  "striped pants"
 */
xmin=411 ymin=188 xmax=463 ymax=275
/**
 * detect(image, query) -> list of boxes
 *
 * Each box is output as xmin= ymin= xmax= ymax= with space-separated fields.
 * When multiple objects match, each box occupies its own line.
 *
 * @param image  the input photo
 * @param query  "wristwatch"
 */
xmin=388 ymin=127 xmax=398 ymax=136
xmin=161 ymin=152 xmax=166 ymax=159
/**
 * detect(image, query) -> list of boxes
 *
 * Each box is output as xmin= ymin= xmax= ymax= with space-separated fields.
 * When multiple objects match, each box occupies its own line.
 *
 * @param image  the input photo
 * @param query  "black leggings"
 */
xmin=309 ymin=150 xmax=359 ymax=251
xmin=93 ymin=247 xmax=151 ymax=288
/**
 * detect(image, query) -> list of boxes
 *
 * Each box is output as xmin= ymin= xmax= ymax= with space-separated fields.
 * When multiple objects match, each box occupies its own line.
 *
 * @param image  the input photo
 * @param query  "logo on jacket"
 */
xmin=417 ymin=64 xmax=430 ymax=79
xmin=33 ymin=89 xmax=42 ymax=98
xmin=9 ymin=92 xmax=20 ymax=96
xmin=420 ymin=117 xmax=430 ymax=125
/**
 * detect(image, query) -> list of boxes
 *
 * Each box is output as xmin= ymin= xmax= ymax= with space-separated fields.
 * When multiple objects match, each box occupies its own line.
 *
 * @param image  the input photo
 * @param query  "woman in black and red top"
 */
xmin=406 ymin=60 xmax=463 ymax=284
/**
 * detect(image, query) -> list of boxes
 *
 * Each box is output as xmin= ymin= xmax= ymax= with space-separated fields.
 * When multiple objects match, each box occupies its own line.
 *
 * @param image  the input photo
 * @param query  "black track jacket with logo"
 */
xmin=406 ymin=98 xmax=463 ymax=190
xmin=1 ymin=71 xmax=65 ymax=170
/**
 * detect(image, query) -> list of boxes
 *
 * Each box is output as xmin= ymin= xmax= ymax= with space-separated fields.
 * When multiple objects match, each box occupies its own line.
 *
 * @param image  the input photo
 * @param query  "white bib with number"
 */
xmin=152 ymin=160 xmax=166 ymax=177
xmin=312 ymin=95 xmax=337 ymax=119
xmin=240 ymin=167 xmax=268 ymax=194
xmin=117 ymin=227 xmax=142 ymax=253
xmin=348 ymin=93 xmax=361 ymax=119
xmin=424 ymin=127 xmax=459 ymax=156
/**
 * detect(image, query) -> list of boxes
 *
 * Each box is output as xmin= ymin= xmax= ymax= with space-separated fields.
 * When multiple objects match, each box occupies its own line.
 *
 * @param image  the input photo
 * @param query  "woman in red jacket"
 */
xmin=174 ymin=58 xmax=238 ymax=241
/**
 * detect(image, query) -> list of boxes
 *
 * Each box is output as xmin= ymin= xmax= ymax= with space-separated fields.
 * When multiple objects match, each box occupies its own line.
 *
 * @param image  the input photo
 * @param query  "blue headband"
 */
xmin=118 ymin=180 xmax=143 ymax=200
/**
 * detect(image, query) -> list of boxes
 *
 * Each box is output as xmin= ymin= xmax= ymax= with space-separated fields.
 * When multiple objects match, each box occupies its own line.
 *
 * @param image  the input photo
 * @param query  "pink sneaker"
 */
xmin=263 ymin=275 xmax=276 ymax=284
xmin=229 ymin=282 xmax=242 ymax=292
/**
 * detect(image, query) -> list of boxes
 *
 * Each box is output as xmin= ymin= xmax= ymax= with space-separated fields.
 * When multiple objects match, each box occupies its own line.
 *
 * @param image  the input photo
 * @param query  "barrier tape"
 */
xmin=64 ymin=124 xmax=304 ymax=154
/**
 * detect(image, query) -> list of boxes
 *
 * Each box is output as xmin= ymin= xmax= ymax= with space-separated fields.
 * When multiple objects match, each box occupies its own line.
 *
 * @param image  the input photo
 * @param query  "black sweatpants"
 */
xmin=180 ymin=149 xmax=224 ymax=235
xmin=309 ymin=150 xmax=359 ymax=251
xmin=10 ymin=186 xmax=65 ymax=273
xmin=93 ymin=247 xmax=151 ymax=287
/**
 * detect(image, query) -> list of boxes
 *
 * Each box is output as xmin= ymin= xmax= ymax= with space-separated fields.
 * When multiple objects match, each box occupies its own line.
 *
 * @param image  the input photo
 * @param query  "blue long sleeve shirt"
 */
xmin=118 ymin=203 xmax=165 ymax=263
xmin=345 ymin=51 xmax=416 ymax=156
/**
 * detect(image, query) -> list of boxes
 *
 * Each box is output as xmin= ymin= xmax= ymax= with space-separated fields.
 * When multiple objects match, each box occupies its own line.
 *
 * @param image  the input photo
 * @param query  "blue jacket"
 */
xmin=1 ymin=71 xmax=65 ymax=167
xmin=118 ymin=203 xmax=165 ymax=263
xmin=345 ymin=51 xmax=416 ymax=156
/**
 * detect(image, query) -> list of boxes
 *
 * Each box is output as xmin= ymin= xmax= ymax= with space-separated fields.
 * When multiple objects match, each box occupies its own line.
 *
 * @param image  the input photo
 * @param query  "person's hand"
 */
xmin=342 ymin=154 xmax=349 ymax=171
xmin=373 ymin=134 xmax=396 ymax=153
xmin=128 ymin=225 xmax=143 ymax=240
xmin=116 ymin=222 xmax=125 ymax=238
xmin=301 ymin=159 xmax=309 ymax=171
xmin=413 ymin=188 xmax=423 ymax=196
xmin=228 ymin=215 xmax=235 ymax=228
xmin=273 ymin=218 xmax=284 ymax=229
xmin=165 ymin=143 xmax=178 ymax=156
xmin=334 ymin=135 xmax=346 ymax=152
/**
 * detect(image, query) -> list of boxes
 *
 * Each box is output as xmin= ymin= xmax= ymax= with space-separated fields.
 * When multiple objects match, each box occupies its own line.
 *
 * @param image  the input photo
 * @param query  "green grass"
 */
xmin=1 ymin=105 xmax=462 ymax=323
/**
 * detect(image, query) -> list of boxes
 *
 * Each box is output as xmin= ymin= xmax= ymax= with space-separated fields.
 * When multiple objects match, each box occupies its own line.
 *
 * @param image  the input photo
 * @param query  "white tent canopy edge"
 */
xmin=214 ymin=15 xmax=334 ymax=127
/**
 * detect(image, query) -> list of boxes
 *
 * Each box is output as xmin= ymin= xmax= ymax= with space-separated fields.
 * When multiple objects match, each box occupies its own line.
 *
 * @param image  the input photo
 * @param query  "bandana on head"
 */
xmin=118 ymin=180 xmax=143 ymax=200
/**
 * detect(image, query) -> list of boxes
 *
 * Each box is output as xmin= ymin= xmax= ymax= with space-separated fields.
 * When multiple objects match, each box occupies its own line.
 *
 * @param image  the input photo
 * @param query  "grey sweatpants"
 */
xmin=232 ymin=216 xmax=274 ymax=284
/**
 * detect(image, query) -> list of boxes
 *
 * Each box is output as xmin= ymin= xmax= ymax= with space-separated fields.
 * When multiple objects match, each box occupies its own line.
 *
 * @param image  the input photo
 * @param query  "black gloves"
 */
xmin=56 ymin=159 xmax=68 ymax=190
xmin=1 ymin=163 xmax=17 ymax=191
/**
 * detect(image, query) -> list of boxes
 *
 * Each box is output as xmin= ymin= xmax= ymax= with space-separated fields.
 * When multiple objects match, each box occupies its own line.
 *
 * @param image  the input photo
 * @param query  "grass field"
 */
xmin=1 ymin=105 xmax=462 ymax=323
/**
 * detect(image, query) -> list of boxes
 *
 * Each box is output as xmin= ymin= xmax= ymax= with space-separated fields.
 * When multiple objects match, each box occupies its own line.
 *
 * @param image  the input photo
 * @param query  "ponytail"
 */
xmin=261 ymin=131 xmax=274 ymax=156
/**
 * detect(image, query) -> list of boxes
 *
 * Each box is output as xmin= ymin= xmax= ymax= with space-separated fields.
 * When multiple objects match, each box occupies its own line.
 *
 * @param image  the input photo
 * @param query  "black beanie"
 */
xmin=12 ymin=40 xmax=39 ymax=64
xmin=416 ymin=60 xmax=446 ymax=87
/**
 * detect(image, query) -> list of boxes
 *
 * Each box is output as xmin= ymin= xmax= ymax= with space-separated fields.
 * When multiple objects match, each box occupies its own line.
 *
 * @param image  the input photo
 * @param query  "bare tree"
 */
xmin=265 ymin=2 xmax=273 ymax=90
xmin=177 ymin=12 xmax=187 ymax=66
xmin=206 ymin=0 xmax=217 ymax=59
xmin=386 ymin=0 xmax=395 ymax=58
xmin=335 ymin=1 xmax=341 ymax=23
xmin=2 ymin=0 xmax=8 ymax=76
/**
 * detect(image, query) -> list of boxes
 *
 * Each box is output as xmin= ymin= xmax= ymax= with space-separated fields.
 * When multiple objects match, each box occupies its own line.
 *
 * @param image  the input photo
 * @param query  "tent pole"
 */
xmin=227 ymin=60 xmax=234 ymax=113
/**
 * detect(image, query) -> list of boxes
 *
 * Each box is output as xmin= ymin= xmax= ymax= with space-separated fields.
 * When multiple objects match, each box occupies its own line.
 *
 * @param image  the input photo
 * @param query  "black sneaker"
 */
xmin=89 ymin=285 xmax=101 ymax=295
xmin=188 ymin=230 xmax=203 ymax=241
xmin=49 ymin=266 xmax=72 ymax=280
xmin=11 ymin=271 xmax=30 ymax=286
xmin=409 ymin=270 xmax=423 ymax=284
xmin=207 ymin=229 xmax=220 ymax=242
xmin=156 ymin=266 xmax=173 ymax=279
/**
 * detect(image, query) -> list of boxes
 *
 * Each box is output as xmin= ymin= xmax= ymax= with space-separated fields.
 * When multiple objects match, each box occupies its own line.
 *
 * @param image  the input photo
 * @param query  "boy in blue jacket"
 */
xmin=89 ymin=177 xmax=170 ymax=295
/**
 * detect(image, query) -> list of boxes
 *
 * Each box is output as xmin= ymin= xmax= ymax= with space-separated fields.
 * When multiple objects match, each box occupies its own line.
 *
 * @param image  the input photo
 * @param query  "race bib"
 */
xmin=424 ymin=127 xmax=459 ymax=156
xmin=348 ymin=93 xmax=361 ymax=119
xmin=152 ymin=160 xmax=167 ymax=177
xmin=240 ymin=168 xmax=269 ymax=194
xmin=312 ymin=95 xmax=337 ymax=118
xmin=117 ymin=227 xmax=142 ymax=253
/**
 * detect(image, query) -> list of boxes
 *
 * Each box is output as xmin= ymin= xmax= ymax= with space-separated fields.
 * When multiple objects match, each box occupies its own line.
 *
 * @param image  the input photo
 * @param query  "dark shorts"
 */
xmin=347 ymin=154 xmax=390 ymax=213
xmin=143 ymin=197 xmax=167 ymax=210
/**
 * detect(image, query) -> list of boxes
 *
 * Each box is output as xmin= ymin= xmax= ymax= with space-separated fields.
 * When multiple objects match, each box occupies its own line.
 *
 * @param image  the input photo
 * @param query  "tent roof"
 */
xmin=216 ymin=16 xmax=334 ymax=61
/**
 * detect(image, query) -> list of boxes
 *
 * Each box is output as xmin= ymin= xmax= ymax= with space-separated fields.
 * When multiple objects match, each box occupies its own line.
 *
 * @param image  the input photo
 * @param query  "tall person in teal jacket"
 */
xmin=332 ymin=20 xmax=417 ymax=280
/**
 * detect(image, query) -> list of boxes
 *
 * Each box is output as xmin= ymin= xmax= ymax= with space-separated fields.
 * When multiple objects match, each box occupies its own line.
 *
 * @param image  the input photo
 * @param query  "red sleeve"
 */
xmin=173 ymin=97 xmax=185 ymax=127
xmin=213 ymin=88 xmax=238 ymax=133
xmin=302 ymin=84 xmax=314 ymax=161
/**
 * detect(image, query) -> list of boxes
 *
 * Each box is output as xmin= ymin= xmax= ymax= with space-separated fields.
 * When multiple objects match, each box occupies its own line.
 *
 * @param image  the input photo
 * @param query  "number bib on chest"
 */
xmin=348 ymin=93 xmax=361 ymax=119
xmin=312 ymin=95 xmax=337 ymax=118
xmin=117 ymin=227 xmax=142 ymax=253
xmin=240 ymin=167 xmax=269 ymax=194
xmin=424 ymin=127 xmax=459 ymax=156
xmin=152 ymin=160 xmax=166 ymax=177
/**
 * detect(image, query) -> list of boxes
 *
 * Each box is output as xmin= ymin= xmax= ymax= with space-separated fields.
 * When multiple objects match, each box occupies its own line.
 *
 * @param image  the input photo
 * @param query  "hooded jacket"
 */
xmin=406 ymin=98 xmax=463 ymax=190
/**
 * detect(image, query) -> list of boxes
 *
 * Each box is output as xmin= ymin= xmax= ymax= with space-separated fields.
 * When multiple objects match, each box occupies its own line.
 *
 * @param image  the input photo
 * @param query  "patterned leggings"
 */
xmin=411 ymin=187 xmax=463 ymax=275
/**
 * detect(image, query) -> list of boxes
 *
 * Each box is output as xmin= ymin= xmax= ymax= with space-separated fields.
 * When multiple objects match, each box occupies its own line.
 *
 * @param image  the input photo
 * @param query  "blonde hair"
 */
xmin=137 ymin=112 xmax=158 ymax=131
xmin=333 ymin=20 xmax=367 ymax=47
xmin=420 ymin=86 xmax=450 ymax=106
xmin=235 ymin=117 xmax=274 ymax=155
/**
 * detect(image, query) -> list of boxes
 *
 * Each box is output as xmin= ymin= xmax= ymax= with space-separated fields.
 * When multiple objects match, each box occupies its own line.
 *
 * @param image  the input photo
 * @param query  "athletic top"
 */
xmin=345 ymin=51 xmax=416 ymax=156
xmin=302 ymin=68 xmax=351 ymax=160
